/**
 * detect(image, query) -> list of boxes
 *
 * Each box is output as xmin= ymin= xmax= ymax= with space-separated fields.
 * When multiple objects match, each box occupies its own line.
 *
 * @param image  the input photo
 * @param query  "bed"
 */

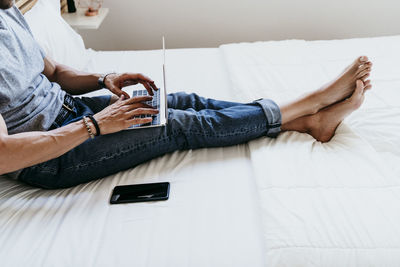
xmin=1 ymin=0 xmax=400 ymax=266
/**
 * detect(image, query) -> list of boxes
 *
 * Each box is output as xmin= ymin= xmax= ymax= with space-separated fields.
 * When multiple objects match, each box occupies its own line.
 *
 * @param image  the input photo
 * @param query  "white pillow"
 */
xmin=24 ymin=0 xmax=89 ymax=70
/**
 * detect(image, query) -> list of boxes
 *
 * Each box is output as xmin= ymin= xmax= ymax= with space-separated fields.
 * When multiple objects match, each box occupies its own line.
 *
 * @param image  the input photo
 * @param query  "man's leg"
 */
xmin=167 ymin=92 xmax=243 ymax=110
xmin=168 ymin=56 xmax=372 ymax=124
xmin=118 ymin=55 xmax=372 ymax=123
xmin=19 ymin=99 xmax=281 ymax=189
xmin=18 ymin=56 xmax=372 ymax=188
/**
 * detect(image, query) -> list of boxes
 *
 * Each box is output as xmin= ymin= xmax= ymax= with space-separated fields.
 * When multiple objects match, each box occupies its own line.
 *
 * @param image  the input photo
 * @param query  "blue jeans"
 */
xmin=19 ymin=92 xmax=281 ymax=189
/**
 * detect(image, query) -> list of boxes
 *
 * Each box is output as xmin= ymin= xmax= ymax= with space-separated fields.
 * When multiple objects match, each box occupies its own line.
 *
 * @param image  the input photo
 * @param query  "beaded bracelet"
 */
xmin=82 ymin=116 xmax=95 ymax=139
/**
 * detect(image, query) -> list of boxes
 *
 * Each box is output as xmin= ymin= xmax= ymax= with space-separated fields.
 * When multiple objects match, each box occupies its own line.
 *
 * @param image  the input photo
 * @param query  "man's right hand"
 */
xmin=93 ymin=95 xmax=159 ymax=135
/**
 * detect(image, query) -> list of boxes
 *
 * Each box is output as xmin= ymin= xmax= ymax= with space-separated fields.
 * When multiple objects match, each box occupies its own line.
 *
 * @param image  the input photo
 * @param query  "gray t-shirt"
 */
xmin=0 ymin=6 xmax=65 ymax=134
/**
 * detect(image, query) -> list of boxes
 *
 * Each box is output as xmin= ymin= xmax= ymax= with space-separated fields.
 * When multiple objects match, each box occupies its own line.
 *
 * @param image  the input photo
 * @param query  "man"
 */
xmin=0 ymin=1 xmax=372 ymax=189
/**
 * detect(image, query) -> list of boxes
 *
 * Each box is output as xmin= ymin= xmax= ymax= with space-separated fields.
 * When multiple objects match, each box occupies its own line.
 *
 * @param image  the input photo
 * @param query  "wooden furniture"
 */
xmin=15 ymin=0 xmax=38 ymax=14
xmin=60 ymin=0 xmax=68 ymax=13
xmin=61 ymin=7 xmax=108 ymax=30
xmin=16 ymin=0 xmax=108 ymax=30
xmin=16 ymin=0 xmax=69 ymax=14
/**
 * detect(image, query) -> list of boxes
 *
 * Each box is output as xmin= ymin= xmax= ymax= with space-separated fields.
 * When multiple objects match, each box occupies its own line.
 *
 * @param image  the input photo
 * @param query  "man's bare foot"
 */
xmin=281 ymin=80 xmax=369 ymax=142
xmin=312 ymin=56 xmax=372 ymax=111
xmin=277 ymin=56 xmax=372 ymax=125
xmin=307 ymin=80 xmax=366 ymax=142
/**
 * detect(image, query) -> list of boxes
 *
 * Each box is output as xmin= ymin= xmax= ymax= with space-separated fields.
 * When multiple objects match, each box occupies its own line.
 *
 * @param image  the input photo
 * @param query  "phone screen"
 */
xmin=110 ymin=182 xmax=170 ymax=204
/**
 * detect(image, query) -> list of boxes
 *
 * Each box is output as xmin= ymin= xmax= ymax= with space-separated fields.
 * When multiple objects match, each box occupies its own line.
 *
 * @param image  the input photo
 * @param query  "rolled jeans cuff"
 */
xmin=254 ymin=98 xmax=282 ymax=138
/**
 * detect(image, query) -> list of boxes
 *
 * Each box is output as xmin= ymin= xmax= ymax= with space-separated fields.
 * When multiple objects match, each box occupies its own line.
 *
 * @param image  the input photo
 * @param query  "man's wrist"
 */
xmin=98 ymin=72 xmax=116 ymax=89
xmin=87 ymin=115 xmax=101 ymax=136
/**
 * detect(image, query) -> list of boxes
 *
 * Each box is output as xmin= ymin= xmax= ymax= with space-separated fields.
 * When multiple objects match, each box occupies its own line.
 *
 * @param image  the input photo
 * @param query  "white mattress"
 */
xmin=0 ymin=48 xmax=266 ymax=266
xmin=220 ymin=35 xmax=400 ymax=266
xmin=1 ymin=37 xmax=400 ymax=267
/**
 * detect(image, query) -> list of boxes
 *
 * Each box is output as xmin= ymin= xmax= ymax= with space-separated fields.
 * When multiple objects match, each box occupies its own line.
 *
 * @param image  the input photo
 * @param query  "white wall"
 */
xmin=79 ymin=0 xmax=400 ymax=51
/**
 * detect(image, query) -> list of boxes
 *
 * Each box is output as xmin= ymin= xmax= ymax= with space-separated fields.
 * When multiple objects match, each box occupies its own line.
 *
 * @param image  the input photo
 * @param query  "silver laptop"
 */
xmin=127 ymin=37 xmax=168 ymax=129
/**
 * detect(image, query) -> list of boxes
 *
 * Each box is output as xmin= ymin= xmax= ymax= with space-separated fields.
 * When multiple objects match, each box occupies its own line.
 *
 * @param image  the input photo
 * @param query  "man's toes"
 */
xmin=358 ymin=62 xmax=372 ymax=72
xmin=349 ymin=56 xmax=369 ymax=72
xmin=357 ymin=69 xmax=371 ymax=79
xmin=360 ymin=79 xmax=372 ymax=93
xmin=362 ymin=73 xmax=370 ymax=81
xmin=349 ymin=80 xmax=365 ymax=108
xmin=364 ymin=80 xmax=372 ymax=91
xmin=359 ymin=56 xmax=368 ymax=63
xmin=352 ymin=80 xmax=364 ymax=97
xmin=356 ymin=80 xmax=364 ymax=91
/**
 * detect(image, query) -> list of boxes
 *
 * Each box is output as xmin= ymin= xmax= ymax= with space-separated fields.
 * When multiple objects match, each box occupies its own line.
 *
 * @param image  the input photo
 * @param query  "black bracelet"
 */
xmin=87 ymin=115 xmax=101 ymax=136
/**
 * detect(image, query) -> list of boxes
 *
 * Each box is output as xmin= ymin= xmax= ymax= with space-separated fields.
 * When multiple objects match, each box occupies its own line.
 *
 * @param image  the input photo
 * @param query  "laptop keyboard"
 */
xmin=129 ymin=89 xmax=160 ymax=128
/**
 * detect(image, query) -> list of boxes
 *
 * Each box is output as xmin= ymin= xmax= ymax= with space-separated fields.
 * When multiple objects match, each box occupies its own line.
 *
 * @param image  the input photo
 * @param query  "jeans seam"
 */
xmin=179 ymin=124 xmax=265 ymax=137
xmin=62 ymin=135 xmax=173 ymax=172
xmin=62 ymin=124 xmax=265 ymax=172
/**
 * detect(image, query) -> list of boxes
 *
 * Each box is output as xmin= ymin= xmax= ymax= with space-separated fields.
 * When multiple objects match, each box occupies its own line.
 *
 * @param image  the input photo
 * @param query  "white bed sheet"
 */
xmin=220 ymin=35 xmax=400 ymax=266
xmin=0 ymin=48 xmax=266 ymax=266
xmin=2 ymin=37 xmax=400 ymax=267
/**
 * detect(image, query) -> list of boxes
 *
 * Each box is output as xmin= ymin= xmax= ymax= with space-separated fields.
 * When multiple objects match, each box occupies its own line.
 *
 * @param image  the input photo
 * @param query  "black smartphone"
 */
xmin=110 ymin=182 xmax=170 ymax=204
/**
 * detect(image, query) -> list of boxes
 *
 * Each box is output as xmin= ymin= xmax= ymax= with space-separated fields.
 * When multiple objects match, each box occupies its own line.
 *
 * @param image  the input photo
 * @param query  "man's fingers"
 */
xmin=149 ymin=81 xmax=158 ymax=91
xmin=139 ymin=81 xmax=154 ymax=96
xmin=125 ymin=102 xmax=156 ymax=111
xmin=127 ymin=117 xmax=153 ymax=126
xmin=127 ymin=108 xmax=159 ymax=117
xmin=121 ymin=79 xmax=158 ymax=93
xmin=137 ymin=103 xmax=155 ymax=109
xmin=120 ymin=73 xmax=154 ymax=83
xmin=123 ymin=96 xmax=153 ymax=104
xmin=117 ymin=72 xmax=157 ymax=95
xmin=111 ymin=86 xmax=130 ymax=99
xmin=121 ymin=91 xmax=130 ymax=99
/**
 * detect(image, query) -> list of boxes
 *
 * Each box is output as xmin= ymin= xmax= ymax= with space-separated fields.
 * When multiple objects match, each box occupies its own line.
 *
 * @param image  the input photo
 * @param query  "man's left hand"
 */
xmin=104 ymin=73 xmax=158 ymax=98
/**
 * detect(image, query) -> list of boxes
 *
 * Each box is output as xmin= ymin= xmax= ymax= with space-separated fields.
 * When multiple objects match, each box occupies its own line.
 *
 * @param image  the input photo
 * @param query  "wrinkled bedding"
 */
xmin=1 ymin=36 xmax=400 ymax=266
xmin=220 ymin=35 xmax=400 ymax=266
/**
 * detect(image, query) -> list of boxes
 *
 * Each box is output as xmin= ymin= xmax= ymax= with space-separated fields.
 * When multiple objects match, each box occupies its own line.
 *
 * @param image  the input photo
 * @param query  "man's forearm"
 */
xmin=50 ymin=63 xmax=102 ymax=95
xmin=0 ymin=120 xmax=93 ymax=175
